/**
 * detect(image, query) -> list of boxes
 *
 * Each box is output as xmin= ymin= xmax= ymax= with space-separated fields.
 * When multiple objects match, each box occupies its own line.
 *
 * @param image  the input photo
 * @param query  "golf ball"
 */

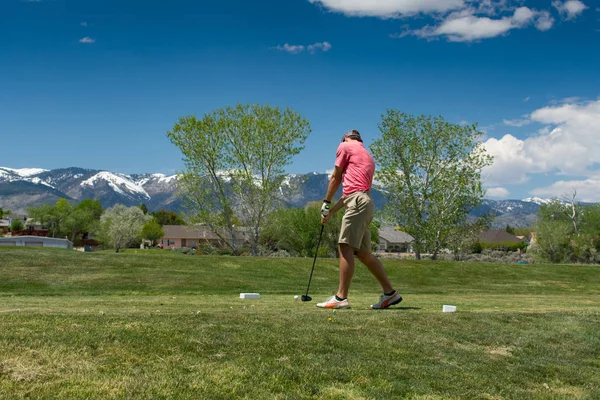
xmin=294 ymin=295 xmax=299 ymax=300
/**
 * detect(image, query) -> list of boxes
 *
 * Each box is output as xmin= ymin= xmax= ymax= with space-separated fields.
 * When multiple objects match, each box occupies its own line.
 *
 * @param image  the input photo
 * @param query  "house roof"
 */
xmin=379 ymin=227 xmax=414 ymax=244
xmin=480 ymin=230 xmax=524 ymax=244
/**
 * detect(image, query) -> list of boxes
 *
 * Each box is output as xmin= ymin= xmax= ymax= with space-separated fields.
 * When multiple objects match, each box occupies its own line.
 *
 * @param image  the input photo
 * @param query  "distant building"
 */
xmin=0 ymin=214 xmax=27 ymax=229
xmin=479 ymin=230 xmax=526 ymax=245
xmin=0 ymin=236 xmax=73 ymax=249
xmin=161 ymin=225 xmax=251 ymax=249
xmin=378 ymin=227 xmax=414 ymax=253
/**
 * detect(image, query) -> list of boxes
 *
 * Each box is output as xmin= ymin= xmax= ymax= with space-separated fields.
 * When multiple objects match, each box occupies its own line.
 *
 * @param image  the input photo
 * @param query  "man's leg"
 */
xmin=356 ymin=250 xmax=394 ymax=294
xmin=336 ymin=243 xmax=355 ymax=299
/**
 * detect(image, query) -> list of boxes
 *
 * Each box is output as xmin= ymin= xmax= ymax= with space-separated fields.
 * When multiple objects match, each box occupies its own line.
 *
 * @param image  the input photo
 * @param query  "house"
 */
xmin=479 ymin=230 xmax=526 ymax=249
xmin=0 ymin=236 xmax=73 ymax=249
xmin=160 ymin=225 xmax=251 ymax=249
xmin=0 ymin=214 xmax=27 ymax=229
xmin=378 ymin=227 xmax=414 ymax=253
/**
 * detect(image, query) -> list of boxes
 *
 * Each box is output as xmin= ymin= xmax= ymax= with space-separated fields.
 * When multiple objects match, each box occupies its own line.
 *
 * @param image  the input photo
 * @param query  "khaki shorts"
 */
xmin=339 ymin=191 xmax=374 ymax=253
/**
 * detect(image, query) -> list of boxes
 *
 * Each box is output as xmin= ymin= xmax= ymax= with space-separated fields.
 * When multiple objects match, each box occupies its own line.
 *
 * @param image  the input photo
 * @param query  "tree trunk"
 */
xmin=415 ymin=250 xmax=421 ymax=260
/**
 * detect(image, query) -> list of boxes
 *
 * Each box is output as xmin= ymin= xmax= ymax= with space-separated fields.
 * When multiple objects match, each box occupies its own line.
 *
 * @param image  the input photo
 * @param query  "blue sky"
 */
xmin=1 ymin=0 xmax=599 ymax=200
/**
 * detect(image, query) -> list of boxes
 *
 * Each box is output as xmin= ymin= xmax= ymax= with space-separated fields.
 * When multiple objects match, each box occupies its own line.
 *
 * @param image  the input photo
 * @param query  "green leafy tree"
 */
xmin=10 ymin=219 xmax=24 ymax=232
xmin=168 ymin=103 xmax=311 ymax=256
xmin=99 ymin=204 xmax=151 ymax=252
xmin=505 ymin=224 xmax=515 ymax=235
xmin=150 ymin=210 xmax=187 ymax=226
xmin=63 ymin=199 xmax=104 ymax=242
xmin=27 ymin=199 xmax=75 ymax=238
xmin=514 ymin=226 xmax=534 ymax=238
xmin=530 ymin=198 xmax=599 ymax=263
xmin=370 ymin=111 xmax=493 ymax=260
xmin=28 ymin=199 xmax=102 ymax=241
xmin=261 ymin=202 xmax=343 ymax=257
xmin=138 ymin=204 xmax=149 ymax=214
xmin=141 ymin=219 xmax=165 ymax=246
xmin=0 ymin=207 xmax=4 ymax=219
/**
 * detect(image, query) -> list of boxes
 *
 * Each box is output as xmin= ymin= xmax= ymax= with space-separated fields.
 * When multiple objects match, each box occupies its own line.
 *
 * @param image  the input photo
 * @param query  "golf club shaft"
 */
xmin=304 ymin=224 xmax=325 ymax=298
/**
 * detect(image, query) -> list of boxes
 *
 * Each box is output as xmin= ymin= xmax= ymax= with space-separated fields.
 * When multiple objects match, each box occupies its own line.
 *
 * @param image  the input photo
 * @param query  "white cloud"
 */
xmin=272 ymin=42 xmax=331 ymax=54
xmin=552 ymin=0 xmax=588 ymax=20
xmin=486 ymin=187 xmax=510 ymax=198
xmin=398 ymin=7 xmax=552 ymax=42
xmin=481 ymin=134 xmax=535 ymax=185
xmin=80 ymin=22 xmax=88 ymax=27
xmin=531 ymin=179 xmax=600 ymax=202
xmin=310 ymin=1 xmax=569 ymax=43
xmin=308 ymin=0 xmax=465 ymax=18
xmin=534 ymin=10 xmax=555 ymax=31
xmin=503 ymin=117 xmax=530 ymax=127
xmin=483 ymin=99 xmax=600 ymax=185
xmin=79 ymin=37 xmax=96 ymax=44
xmin=524 ymin=97 xmax=531 ymax=102
xmin=307 ymin=41 xmax=332 ymax=53
xmin=273 ymin=44 xmax=305 ymax=54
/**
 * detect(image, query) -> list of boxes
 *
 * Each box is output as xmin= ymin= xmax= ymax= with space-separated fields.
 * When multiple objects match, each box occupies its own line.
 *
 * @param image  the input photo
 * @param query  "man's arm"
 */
xmin=324 ymin=166 xmax=344 ymax=203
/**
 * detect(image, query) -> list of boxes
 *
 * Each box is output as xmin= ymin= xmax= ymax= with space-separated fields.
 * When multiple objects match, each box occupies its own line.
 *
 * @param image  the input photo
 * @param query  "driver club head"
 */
xmin=301 ymin=295 xmax=312 ymax=302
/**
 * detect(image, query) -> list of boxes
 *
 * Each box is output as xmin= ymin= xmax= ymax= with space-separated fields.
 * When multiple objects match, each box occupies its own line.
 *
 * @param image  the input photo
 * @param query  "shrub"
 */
xmin=472 ymin=242 xmax=483 ymax=254
xmin=10 ymin=220 xmax=24 ymax=232
xmin=481 ymin=241 xmax=527 ymax=252
xmin=197 ymin=243 xmax=217 ymax=255
xmin=172 ymin=247 xmax=196 ymax=256
xmin=269 ymin=250 xmax=291 ymax=258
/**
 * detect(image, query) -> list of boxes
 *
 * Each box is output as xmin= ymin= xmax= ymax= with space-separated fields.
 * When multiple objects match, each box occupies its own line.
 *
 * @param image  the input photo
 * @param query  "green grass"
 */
xmin=1 ymin=247 xmax=599 ymax=399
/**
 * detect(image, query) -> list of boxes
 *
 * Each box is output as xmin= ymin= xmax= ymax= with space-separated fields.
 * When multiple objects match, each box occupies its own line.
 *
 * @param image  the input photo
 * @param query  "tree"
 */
xmin=150 ymin=209 xmax=186 ymax=226
xmin=63 ymin=199 xmax=104 ymax=242
xmin=141 ymin=219 xmax=165 ymax=246
xmin=262 ymin=202 xmax=343 ymax=257
xmin=168 ymin=103 xmax=311 ymax=256
xmin=370 ymin=111 xmax=493 ymax=260
xmin=10 ymin=219 xmax=24 ymax=232
xmin=138 ymin=204 xmax=149 ymax=214
xmin=99 ymin=204 xmax=151 ymax=252
xmin=28 ymin=199 xmax=102 ymax=241
xmin=505 ymin=224 xmax=515 ymax=235
xmin=27 ymin=199 xmax=74 ymax=238
xmin=0 ymin=208 xmax=4 ymax=219
xmin=533 ymin=197 xmax=600 ymax=264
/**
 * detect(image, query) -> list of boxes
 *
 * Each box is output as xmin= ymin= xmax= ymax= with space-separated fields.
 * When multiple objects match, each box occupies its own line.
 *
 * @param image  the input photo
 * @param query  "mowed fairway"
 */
xmin=1 ymin=248 xmax=599 ymax=399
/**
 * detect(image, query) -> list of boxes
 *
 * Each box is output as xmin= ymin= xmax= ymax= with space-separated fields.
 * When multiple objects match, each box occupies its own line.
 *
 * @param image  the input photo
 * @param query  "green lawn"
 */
xmin=1 ymin=247 xmax=599 ymax=399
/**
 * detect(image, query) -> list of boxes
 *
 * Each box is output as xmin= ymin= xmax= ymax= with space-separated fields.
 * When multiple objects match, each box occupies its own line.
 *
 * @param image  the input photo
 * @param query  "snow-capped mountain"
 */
xmin=522 ymin=197 xmax=556 ymax=205
xmin=0 ymin=166 xmax=585 ymax=228
xmin=0 ymin=167 xmax=49 ymax=178
xmin=0 ymin=166 xmax=179 ymax=213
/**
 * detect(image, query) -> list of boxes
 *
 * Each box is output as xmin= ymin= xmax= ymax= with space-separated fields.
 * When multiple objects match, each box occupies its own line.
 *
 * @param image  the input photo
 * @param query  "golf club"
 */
xmin=301 ymin=224 xmax=325 ymax=302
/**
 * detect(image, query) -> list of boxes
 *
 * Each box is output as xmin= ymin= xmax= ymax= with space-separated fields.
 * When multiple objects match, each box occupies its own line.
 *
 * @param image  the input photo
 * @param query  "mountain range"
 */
xmin=0 ymin=166 xmax=556 ymax=228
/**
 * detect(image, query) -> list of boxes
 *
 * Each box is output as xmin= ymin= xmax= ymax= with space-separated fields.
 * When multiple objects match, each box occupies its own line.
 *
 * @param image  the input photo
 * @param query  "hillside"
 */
xmin=0 ymin=166 xmax=553 ymax=228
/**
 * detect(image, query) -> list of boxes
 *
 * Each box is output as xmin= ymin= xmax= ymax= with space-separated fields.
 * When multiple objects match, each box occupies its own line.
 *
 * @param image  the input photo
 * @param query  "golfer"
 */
xmin=317 ymin=130 xmax=402 ymax=309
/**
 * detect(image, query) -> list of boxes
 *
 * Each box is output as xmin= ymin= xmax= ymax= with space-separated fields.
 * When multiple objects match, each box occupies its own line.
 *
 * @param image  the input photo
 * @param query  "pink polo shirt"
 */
xmin=335 ymin=141 xmax=375 ymax=196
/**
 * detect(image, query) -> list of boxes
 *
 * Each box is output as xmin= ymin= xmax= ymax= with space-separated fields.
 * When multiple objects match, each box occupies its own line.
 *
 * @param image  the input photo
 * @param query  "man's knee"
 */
xmin=339 ymin=243 xmax=356 ymax=256
xmin=356 ymin=250 xmax=372 ymax=263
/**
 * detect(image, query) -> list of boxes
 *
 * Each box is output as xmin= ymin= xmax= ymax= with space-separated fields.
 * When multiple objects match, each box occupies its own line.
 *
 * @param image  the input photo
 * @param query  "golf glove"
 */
xmin=321 ymin=200 xmax=331 ymax=217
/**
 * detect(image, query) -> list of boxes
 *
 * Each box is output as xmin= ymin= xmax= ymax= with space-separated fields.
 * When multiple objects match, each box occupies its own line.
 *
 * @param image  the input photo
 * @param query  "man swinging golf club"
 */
xmin=317 ymin=130 xmax=403 ymax=310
